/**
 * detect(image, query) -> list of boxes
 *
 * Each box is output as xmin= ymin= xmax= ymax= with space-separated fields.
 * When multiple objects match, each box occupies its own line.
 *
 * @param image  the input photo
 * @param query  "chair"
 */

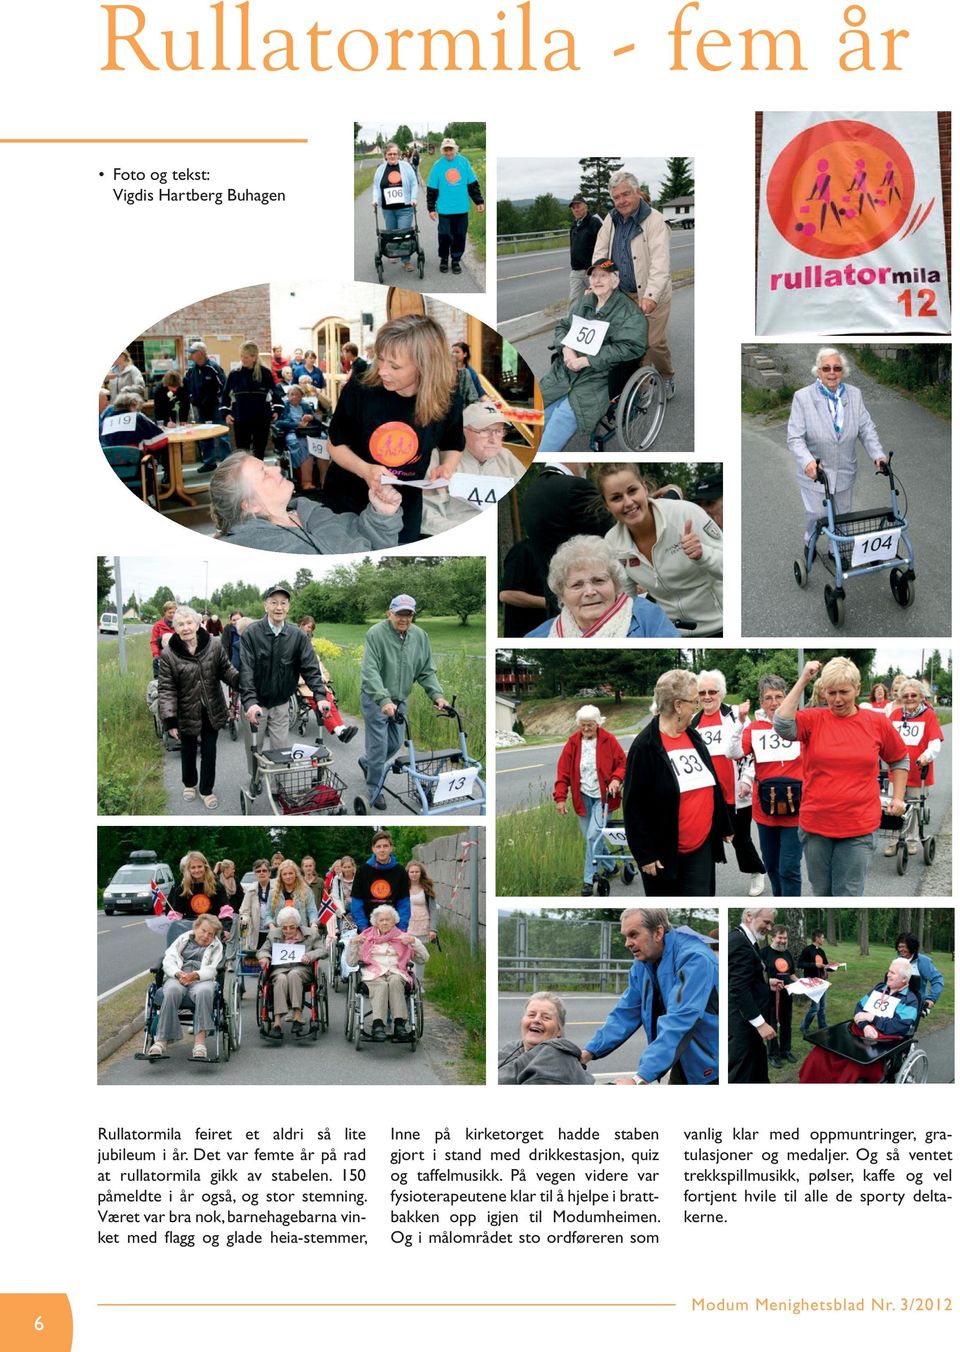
xmin=102 ymin=444 xmax=160 ymax=508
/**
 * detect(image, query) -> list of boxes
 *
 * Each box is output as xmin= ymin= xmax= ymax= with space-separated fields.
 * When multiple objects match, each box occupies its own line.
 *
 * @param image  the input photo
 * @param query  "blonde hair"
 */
xmin=819 ymin=656 xmax=861 ymax=691
xmin=406 ymin=858 xmax=436 ymax=899
xmin=361 ymin=315 xmax=454 ymax=425
xmin=240 ymin=340 xmax=264 ymax=383
xmin=179 ymin=851 xmax=218 ymax=900
xmin=269 ymin=860 xmax=312 ymax=919
xmin=651 ymin=668 xmax=698 ymax=717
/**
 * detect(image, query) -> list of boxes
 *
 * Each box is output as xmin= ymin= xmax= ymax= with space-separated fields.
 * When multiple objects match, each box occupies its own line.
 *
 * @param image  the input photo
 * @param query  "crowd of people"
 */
xmin=728 ymin=909 xmax=944 ymax=1085
xmin=154 ymin=586 xmax=450 ymax=813
xmin=148 ymin=833 xmax=441 ymax=1058
xmin=504 ymin=462 xmax=723 ymax=639
xmin=100 ymin=313 xmax=525 ymax=553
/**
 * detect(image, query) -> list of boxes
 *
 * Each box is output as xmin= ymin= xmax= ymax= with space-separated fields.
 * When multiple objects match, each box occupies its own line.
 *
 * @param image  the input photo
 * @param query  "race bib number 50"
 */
xmin=562 ymin=316 xmax=610 ymax=355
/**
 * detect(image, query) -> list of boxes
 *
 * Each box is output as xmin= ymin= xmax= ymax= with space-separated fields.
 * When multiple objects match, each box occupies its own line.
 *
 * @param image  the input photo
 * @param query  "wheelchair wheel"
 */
xmin=416 ymin=986 xmax=424 ymax=1040
xmin=890 ymin=567 xmax=915 ymax=608
xmin=923 ymin=836 xmax=936 ymax=865
xmin=615 ymin=367 xmax=666 ymax=451
xmin=352 ymin=999 xmax=363 ymax=1051
xmin=225 ymin=973 xmax=242 ymax=1053
xmin=897 ymin=1046 xmax=929 ymax=1084
xmin=793 ymin=559 xmax=808 ymax=588
xmin=317 ymin=976 xmax=329 ymax=1034
xmin=344 ymin=973 xmax=356 ymax=1038
xmin=375 ymin=255 xmax=384 ymax=284
xmin=417 ymin=250 xmax=425 ymax=279
xmin=896 ymin=841 xmax=909 ymax=875
xmin=141 ymin=989 xmax=157 ymax=1055
xmin=823 ymin=585 xmax=845 ymax=628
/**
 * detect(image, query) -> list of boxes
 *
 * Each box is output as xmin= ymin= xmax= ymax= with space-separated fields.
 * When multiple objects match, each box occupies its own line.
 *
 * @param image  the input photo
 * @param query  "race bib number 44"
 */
xmin=751 ymin=727 xmax=801 ymax=763
xmin=667 ymin=748 xmax=714 ymax=792
xmin=562 ymin=316 xmax=610 ymax=355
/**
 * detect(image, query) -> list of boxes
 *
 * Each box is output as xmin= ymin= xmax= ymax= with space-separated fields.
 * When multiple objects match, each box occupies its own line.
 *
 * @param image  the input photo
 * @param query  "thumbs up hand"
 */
xmin=680 ymin=517 xmax=703 ymax=560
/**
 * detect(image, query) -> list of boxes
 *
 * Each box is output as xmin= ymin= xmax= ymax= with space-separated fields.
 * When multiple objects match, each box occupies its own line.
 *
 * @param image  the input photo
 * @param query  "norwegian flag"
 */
xmin=151 ymin=881 xmax=167 ymax=916
xmin=317 ymin=900 xmax=337 ymax=928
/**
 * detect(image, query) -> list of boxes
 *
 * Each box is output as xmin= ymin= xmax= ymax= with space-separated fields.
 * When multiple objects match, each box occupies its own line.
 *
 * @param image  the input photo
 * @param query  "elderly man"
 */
xmin=593 ymin=169 xmax=675 ymax=396
xmin=799 ymin=957 xmax=920 ymax=1083
xmin=426 ymin=136 xmax=484 ymax=275
xmin=209 ymin=451 xmax=402 ymax=554
xmin=581 ymin=908 xmax=719 ymax=1085
xmin=728 ymin=906 xmax=778 ymax=1083
xmin=359 ymin=595 xmax=448 ymax=810
xmin=568 ymin=194 xmax=604 ymax=306
xmin=239 ymin=583 xmax=331 ymax=754
xmin=422 ymin=401 xmax=525 ymax=534
xmin=500 ymin=992 xmax=595 ymax=1084
xmin=183 ymin=341 xmax=229 ymax=471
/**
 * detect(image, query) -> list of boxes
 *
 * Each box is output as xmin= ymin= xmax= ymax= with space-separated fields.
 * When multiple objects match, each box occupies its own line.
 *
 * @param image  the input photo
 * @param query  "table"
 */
xmin=159 ymin=424 xmax=230 ymax=505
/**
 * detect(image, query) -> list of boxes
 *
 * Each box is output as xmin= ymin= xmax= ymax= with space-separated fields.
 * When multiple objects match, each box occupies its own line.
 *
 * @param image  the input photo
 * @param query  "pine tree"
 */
xmin=578 ymin=157 xmax=624 ymax=214
xmin=657 ymin=157 xmax=695 ymax=206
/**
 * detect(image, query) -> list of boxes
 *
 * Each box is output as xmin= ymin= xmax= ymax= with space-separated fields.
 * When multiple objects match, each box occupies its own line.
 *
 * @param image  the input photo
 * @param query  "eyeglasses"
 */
xmin=676 ymin=698 xmax=697 ymax=706
xmin=698 ymin=689 xmax=720 ymax=697
xmin=820 ymin=365 xmax=843 ymax=373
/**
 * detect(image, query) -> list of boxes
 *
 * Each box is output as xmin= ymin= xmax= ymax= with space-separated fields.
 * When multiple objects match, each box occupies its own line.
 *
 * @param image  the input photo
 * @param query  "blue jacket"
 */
xmin=914 ymin=953 xmax=944 ymax=1005
xmin=855 ymin=981 xmax=919 ymax=1037
xmin=525 ymin=595 xmax=679 ymax=638
xmin=585 ymin=928 xmax=719 ymax=1083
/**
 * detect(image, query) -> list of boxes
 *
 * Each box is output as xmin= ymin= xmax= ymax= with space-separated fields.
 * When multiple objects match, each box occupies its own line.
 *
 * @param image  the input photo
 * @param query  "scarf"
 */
xmin=816 ymin=379 xmax=846 ymax=439
xmin=359 ymin=926 xmax=416 ymax=985
xmin=551 ymin=591 xmax=633 ymax=639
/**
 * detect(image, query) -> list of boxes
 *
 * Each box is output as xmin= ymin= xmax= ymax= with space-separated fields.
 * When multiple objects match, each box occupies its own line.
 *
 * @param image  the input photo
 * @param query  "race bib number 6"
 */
xmin=562 ymin=316 xmax=610 ymax=356
xmin=667 ymin=748 xmax=714 ymax=792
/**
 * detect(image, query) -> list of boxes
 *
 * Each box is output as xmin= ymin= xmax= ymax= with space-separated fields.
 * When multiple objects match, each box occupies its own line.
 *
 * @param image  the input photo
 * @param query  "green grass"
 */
xmin=424 ymin=927 xmax=486 ymax=1083
xmin=496 ymin=799 xmax=591 ymax=897
xmin=419 ymin=149 xmax=487 ymax=262
xmin=497 ymin=235 xmax=566 ymax=257
xmin=741 ymin=382 xmax=797 ymax=419
xmin=98 ymin=974 xmax=151 ymax=1049
xmin=354 ymin=162 xmax=378 ymax=199
xmin=318 ymin=616 xmax=485 ymax=655
xmin=765 ymin=939 xmax=953 ymax=1084
xmin=512 ymin=696 xmax=648 ymax=739
xmin=98 ymin=635 xmax=166 ymax=815
xmin=851 ymin=348 xmax=951 ymax=420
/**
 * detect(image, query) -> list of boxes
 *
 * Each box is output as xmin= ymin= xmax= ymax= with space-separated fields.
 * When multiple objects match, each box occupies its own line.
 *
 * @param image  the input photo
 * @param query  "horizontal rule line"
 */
xmin=0 ymin=137 xmax=308 ymax=143
xmin=99 ymin=1302 xmax=678 ymax=1308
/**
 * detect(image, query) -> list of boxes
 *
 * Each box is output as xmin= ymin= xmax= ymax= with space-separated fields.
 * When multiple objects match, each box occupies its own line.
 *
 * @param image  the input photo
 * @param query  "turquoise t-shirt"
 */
xmin=427 ymin=154 xmax=477 ymax=214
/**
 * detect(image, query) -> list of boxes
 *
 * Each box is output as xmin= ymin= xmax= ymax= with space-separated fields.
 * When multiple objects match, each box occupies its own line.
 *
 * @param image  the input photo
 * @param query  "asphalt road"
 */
xmin=497 ymin=720 xmax=952 ymax=899
xmin=507 ymin=282 xmax=695 ymax=457
xmin=497 ymin=231 xmax=696 ymax=323
xmin=98 ymin=914 xmax=155 ymax=994
xmin=498 ymin=990 xmax=653 ymax=1082
xmin=162 ymin=701 xmax=484 ymax=818
xmin=98 ymin=623 xmax=150 ymax=644
xmin=741 ymin=345 xmax=952 ymax=637
xmin=354 ymin=180 xmax=484 ymax=293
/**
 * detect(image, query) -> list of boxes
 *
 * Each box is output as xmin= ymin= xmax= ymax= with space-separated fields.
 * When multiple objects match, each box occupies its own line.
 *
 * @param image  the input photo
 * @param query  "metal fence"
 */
xmin=496 ymin=229 xmax=567 ymax=253
xmin=499 ymin=955 xmax=633 ymax=993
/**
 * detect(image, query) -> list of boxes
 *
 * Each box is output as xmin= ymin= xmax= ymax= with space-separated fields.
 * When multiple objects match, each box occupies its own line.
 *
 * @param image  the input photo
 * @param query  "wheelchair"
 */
xmin=137 ymin=919 xmax=241 ymax=1064
xmin=344 ymin=962 xmax=423 ymax=1053
xmin=803 ymin=993 xmax=930 ymax=1084
xmin=588 ymin=358 xmax=667 ymax=453
xmin=255 ymin=955 xmax=329 ymax=1042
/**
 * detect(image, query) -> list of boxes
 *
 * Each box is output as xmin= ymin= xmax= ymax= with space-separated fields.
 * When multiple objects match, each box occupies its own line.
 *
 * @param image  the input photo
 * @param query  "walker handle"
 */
xmin=814 ymin=458 xmax=829 ymax=487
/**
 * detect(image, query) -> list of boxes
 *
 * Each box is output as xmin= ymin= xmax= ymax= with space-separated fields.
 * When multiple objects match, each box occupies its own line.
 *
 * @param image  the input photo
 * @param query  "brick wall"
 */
xmin=140 ymin=284 xmax=272 ymax=352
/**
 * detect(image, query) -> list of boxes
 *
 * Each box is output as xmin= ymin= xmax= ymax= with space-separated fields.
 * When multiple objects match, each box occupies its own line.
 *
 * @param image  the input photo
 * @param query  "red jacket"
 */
xmin=554 ymin=727 xmax=627 ymax=816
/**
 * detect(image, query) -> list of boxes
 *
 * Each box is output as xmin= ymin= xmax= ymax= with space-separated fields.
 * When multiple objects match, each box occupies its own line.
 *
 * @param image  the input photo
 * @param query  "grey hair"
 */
xmin=190 ymin=341 xmax=207 ymax=353
xmin=812 ymin=347 xmax=848 ymax=378
xmin=889 ymin=957 xmax=913 ymax=980
xmin=210 ymin=452 xmax=260 ymax=535
xmin=697 ymin=668 xmax=727 ymax=699
xmin=172 ymin=604 xmax=201 ymax=625
xmin=369 ymin=904 xmax=400 ymax=927
xmin=898 ymin=676 xmax=931 ymax=700
xmin=547 ymin=535 xmax=626 ymax=600
xmin=113 ymin=391 xmax=143 ymax=411
xmin=651 ymin=668 xmax=697 ymax=717
xmin=620 ymin=907 xmax=672 ymax=933
xmin=741 ymin=907 xmax=776 ymax=923
xmin=524 ymin=991 xmax=566 ymax=1030
xmin=275 ymin=906 xmax=303 ymax=927
xmin=193 ymin=914 xmax=222 ymax=935
xmin=758 ymin=673 xmax=788 ymax=700
xmin=608 ymin=170 xmax=640 ymax=192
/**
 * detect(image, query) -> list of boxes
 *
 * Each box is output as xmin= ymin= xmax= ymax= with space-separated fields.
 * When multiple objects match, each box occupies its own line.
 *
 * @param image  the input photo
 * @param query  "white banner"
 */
xmin=757 ymin=112 xmax=950 ymax=334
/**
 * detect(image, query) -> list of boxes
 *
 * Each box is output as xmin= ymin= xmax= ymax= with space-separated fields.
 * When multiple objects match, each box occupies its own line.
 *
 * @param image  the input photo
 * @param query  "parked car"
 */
xmin=99 ymin=611 xmax=119 ymax=634
xmin=102 ymin=852 xmax=175 ymax=915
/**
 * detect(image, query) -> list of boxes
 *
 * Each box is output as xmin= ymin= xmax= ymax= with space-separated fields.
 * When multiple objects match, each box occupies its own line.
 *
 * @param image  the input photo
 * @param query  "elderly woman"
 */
xmin=157 ymin=604 xmax=240 ymax=809
xmin=371 ymin=142 xmax=419 ymax=271
xmin=888 ymin=677 xmax=943 ymax=856
xmin=788 ymin=347 xmax=888 ymax=546
xmin=149 ymin=914 xmax=223 ymax=1060
xmin=554 ymin=705 xmax=629 ymax=896
xmin=257 ymin=906 xmax=325 ymax=1038
xmin=595 ymin=464 xmax=723 ymax=637
xmin=209 ymin=451 xmax=403 ymax=554
xmin=895 ymin=932 xmax=944 ymax=1011
xmin=498 ymin=992 xmax=594 ymax=1084
xmin=862 ymin=681 xmax=890 ymax=713
xmin=526 ymin=535 xmax=678 ymax=638
xmin=239 ymin=858 xmax=273 ymax=954
xmin=622 ymin=669 xmax=733 ymax=896
xmin=167 ymin=851 xmax=234 ymax=925
xmin=798 ymin=957 xmax=920 ymax=1084
xmin=728 ymin=674 xmax=805 ymax=896
xmin=773 ymin=657 xmax=909 ymax=896
xmin=274 ymin=384 xmax=326 ymax=492
xmin=537 ymin=258 xmax=648 ymax=454
xmin=346 ymin=904 xmax=429 ymax=1043
xmin=691 ymin=669 xmax=766 ymax=897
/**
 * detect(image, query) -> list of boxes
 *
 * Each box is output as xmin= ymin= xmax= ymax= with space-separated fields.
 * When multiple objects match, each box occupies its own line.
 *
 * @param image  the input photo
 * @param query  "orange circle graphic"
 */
xmin=815 ymin=953 xmax=824 ymax=966
xmin=775 ymin=957 xmax=790 ymax=972
xmin=370 ymin=878 xmax=392 ymax=899
xmin=766 ymin=119 xmax=915 ymax=259
xmin=386 ymin=169 xmax=402 ymax=185
xmin=369 ymin=421 xmax=420 ymax=468
xmin=191 ymin=895 xmax=211 ymax=914
xmin=445 ymin=167 xmax=462 ymax=184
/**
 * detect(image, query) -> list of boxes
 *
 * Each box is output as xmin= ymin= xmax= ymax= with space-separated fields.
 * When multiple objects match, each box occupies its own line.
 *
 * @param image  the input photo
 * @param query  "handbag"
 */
xmin=761 ymin=776 xmax=802 ymax=817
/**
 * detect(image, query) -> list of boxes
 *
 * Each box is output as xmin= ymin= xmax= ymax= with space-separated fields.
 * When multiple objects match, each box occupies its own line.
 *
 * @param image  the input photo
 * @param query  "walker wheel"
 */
xmin=353 ymin=794 xmax=370 ymax=816
xmin=417 ymin=252 xmax=425 ymax=279
xmin=596 ymin=876 xmax=611 ymax=897
xmin=375 ymin=257 xmax=384 ymax=284
xmin=823 ymin=585 xmax=845 ymax=628
xmin=239 ymin=791 xmax=248 ymax=816
xmin=889 ymin=567 xmax=915 ymax=608
xmin=923 ymin=837 xmax=936 ymax=865
xmin=793 ymin=559 xmax=808 ymax=588
xmin=896 ymin=842 xmax=909 ymax=875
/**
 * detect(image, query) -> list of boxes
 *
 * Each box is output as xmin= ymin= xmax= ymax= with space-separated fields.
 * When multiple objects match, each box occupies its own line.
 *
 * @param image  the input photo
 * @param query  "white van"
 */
xmin=99 ymin=612 xmax=119 ymax=634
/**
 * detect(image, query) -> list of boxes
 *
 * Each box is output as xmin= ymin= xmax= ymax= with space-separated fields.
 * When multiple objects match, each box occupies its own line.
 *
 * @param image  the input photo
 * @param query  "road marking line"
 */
xmin=121 ymin=920 xmax=147 ymax=929
xmin=98 ymin=929 xmax=110 ymax=935
xmin=498 ymin=762 xmax=545 ymax=773
xmin=501 ymin=266 xmax=565 ymax=279
xmin=98 ymin=970 xmax=151 ymax=1003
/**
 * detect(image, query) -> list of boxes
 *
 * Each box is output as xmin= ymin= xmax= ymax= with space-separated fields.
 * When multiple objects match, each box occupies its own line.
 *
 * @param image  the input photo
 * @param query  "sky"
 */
xmin=358 ymin=122 xmax=449 ymax=141
xmin=497 ymin=156 xmax=692 ymax=203
xmin=108 ymin=555 xmax=371 ymax=605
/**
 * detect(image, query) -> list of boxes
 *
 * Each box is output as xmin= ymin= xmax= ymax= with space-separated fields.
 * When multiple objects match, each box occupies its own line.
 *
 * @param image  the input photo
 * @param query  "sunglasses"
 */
xmin=820 ymin=365 xmax=843 ymax=373
xmin=698 ymin=689 xmax=720 ymax=697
